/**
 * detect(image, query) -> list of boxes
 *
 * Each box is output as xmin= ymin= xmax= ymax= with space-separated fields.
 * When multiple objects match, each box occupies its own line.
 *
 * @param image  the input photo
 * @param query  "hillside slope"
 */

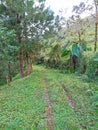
xmin=0 ymin=65 xmax=98 ymax=130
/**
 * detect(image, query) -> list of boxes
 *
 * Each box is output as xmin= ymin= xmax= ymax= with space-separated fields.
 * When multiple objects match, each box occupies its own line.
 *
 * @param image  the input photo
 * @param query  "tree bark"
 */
xmin=94 ymin=0 xmax=98 ymax=52
xmin=8 ymin=63 xmax=12 ymax=81
xmin=19 ymin=49 xmax=24 ymax=77
xmin=17 ymin=13 xmax=24 ymax=77
xmin=94 ymin=22 xmax=97 ymax=52
xmin=26 ymin=52 xmax=29 ymax=65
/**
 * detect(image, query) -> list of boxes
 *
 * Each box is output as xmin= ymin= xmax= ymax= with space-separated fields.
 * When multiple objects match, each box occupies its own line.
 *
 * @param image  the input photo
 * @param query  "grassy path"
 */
xmin=61 ymin=84 xmax=84 ymax=130
xmin=0 ymin=65 xmax=98 ymax=130
xmin=43 ymin=78 xmax=53 ymax=130
xmin=45 ymin=67 xmax=98 ymax=130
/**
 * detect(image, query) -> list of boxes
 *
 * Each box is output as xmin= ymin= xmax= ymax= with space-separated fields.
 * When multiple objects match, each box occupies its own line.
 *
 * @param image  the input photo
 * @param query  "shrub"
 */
xmin=78 ymin=52 xmax=91 ymax=74
xmin=47 ymin=43 xmax=62 ymax=68
xmin=92 ymin=92 xmax=98 ymax=108
xmin=86 ymin=52 xmax=98 ymax=79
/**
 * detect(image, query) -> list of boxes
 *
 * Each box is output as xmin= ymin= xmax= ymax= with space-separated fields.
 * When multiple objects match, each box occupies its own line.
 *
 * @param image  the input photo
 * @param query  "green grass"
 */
xmin=0 ymin=65 xmax=98 ymax=130
xmin=0 ymin=66 xmax=47 ymax=130
xmin=46 ymin=68 xmax=98 ymax=130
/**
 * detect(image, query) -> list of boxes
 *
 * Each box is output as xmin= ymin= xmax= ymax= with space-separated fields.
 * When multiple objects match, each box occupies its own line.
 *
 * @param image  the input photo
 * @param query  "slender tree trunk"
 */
xmin=94 ymin=0 xmax=98 ymax=51
xmin=19 ymin=49 xmax=24 ymax=77
xmin=8 ymin=63 xmax=12 ymax=81
xmin=94 ymin=22 xmax=97 ymax=51
xmin=26 ymin=52 xmax=29 ymax=65
xmin=6 ymin=74 xmax=11 ymax=86
xmin=17 ymin=13 xmax=24 ymax=77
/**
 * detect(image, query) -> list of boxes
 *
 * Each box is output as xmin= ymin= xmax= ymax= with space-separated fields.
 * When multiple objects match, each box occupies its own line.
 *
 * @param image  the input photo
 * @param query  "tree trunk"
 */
xmin=6 ymin=63 xmax=11 ymax=86
xmin=17 ymin=13 xmax=24 ymax=77
xmin=23 ymin=63 xmax=33 ymax=77
xmin=26 ymin=52 xmax=29 ymax=65
xmin=94 ymin=0 xmax=98 ymax=52
xmin=8 ymin=63 xmax=12 ymax=81
xmin=94 ymin=22 xmax=97 ymax=52
xmin=72 ymin=55 xmax=78 ymax=71
xmin=6 ymin=74 xmax=11 ymax=86
xmin=19 ymin=49 xmax=24 ymax=77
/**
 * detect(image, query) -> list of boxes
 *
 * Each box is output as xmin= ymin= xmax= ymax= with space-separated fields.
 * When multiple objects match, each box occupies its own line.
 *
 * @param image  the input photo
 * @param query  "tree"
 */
xmin=94 ymin=0 xmax=98 ymax=51
xmin=72 ymin=0 xmax=98 ymax=51
xmin=48 ymin=43 xmax=61 ymax=68
xmin=0 ymin=0 xmax=61 ymax=79
xmin=0 ymin=18 xmax=17 ymax=85
xmin=61 ymin=40 xmax=82 ymax=72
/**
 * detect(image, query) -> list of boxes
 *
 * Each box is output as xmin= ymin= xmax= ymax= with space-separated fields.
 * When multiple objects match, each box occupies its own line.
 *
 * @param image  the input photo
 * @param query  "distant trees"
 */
xmin=72 ymin=0 xmax=98 ymax=51
xmin=61 ymin=0 xmax=98 ymax=73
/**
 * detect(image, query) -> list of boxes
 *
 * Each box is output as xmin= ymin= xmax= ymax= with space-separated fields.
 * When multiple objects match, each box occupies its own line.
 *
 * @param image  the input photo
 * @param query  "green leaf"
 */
xmin=72 ymin=44 xmax=81 ymax=57
xmin=94 ymin=58 xmax=98 ymax=62
xmin=61 ymin=50 xmax=70 ymax=57
xmin=61 ymin=40 xmax=70 ymax=57
xmin=62 ymin=40 xmax=70 ymax=52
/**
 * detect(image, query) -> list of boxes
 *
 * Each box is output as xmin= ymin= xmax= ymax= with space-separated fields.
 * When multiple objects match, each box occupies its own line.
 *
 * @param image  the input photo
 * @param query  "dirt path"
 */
xmin=62 ymin=85 xmax=76 ymax=109
xmin=61 ymin=84 xmax=85 ymax=130
xmin=43 ymin=78 xmax=54 ymax=130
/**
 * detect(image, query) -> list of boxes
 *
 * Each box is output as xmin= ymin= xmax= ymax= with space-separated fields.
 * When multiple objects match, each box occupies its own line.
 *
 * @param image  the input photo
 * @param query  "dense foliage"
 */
xmin=0 ymin=0 xmax=62 ymax=84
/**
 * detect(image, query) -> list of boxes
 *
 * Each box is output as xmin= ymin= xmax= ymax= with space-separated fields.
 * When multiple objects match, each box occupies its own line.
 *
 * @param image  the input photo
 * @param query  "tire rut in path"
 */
xmin=62 ymin=84 xmax=85 ymax=130
xmin=43 ymin=78 xmax=54 ymax=130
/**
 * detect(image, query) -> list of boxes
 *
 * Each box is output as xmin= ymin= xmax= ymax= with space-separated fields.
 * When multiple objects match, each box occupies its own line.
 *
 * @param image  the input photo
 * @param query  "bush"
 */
xmin=92 ymin=92 xmax=98 ymax=108
xmin=86 ymin=52 xmax=98 ymax=79
xmin=47 ymin=43 xmax=62 ymax=68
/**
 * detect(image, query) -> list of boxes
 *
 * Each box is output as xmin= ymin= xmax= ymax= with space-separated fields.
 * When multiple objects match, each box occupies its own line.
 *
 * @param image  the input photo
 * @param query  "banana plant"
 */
xmin=61 ymin=41 xmax=81 ymax=58
xmin=61 ymin=40 xmax=85 ymax=71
